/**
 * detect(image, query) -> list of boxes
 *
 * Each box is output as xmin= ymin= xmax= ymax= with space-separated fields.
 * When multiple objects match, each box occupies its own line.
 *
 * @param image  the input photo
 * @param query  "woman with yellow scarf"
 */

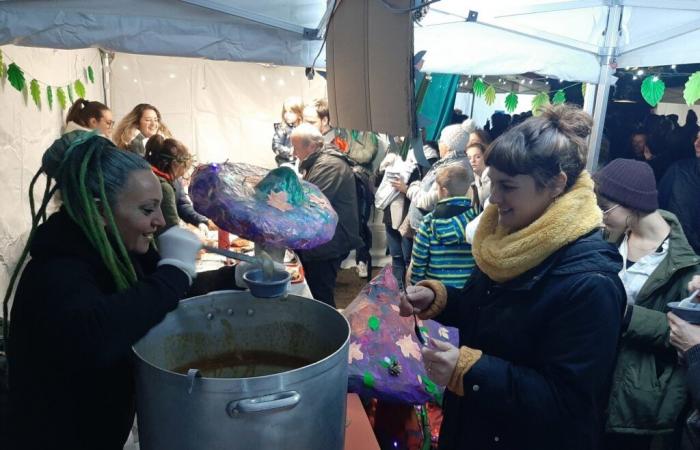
xmin=400 ymin=105 xmax=626 ymax=450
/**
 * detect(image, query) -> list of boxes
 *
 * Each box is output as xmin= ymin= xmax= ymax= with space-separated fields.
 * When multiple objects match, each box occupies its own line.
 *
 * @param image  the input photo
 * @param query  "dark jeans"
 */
xmin=385 ymin=225 xmax=413 ymax=284
xmin=299 ymin=254 xmax=346 ymax=308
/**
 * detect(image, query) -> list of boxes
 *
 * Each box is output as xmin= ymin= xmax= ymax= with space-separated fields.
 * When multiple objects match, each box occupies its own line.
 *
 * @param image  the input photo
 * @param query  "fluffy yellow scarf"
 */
xmin=472 ymin=171 xmax=602 ymax=283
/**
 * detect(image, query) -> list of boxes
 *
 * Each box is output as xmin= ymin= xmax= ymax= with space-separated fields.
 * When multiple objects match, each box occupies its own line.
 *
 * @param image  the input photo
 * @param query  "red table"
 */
xmin=345 ymin=393 xmax=380 ymax=450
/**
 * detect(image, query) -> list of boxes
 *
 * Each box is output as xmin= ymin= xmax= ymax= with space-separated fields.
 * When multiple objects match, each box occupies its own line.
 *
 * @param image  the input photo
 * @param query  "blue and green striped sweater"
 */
xmin=410 ymin=196 xmax=476 ymax=289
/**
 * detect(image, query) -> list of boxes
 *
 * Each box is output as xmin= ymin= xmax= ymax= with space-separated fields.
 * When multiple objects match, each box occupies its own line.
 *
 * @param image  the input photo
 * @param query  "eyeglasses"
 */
xmin=602 ymin=203 xmax=620 ymax=215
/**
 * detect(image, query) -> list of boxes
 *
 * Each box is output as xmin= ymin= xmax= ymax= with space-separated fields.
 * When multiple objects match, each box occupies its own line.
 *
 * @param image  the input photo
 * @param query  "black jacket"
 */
xmin=8 ymin=210 xmax=238 ymax=450
xmin=659 ymin=158 xmax=700 ymax=254
xmin=298 ymin=147 xmax=363 ymax=261
xmin=435 ymin=231 xmax=626 ymax=450
xmin=174 ymin=178 xmax=208 ymax=227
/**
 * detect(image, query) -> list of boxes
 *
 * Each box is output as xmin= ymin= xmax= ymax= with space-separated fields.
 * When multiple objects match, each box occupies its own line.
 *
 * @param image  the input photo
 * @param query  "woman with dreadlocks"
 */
xmin=5 ymin=134 xmax=242 ymax=450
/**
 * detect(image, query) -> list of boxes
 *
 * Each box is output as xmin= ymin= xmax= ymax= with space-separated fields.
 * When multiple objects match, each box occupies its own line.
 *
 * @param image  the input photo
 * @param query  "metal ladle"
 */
xmin=202 ymin=245 xmax=275 ymax=280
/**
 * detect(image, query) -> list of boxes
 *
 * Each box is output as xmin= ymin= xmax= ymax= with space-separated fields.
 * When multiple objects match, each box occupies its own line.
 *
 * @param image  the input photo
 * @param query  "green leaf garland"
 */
xmin=684 ymin=72 xmax=700 ymax=106
xmin=552 ymin=89 xmax=566 ymax=105
xmin=531 ymin=91 xmax=550 ymax=116
xmin=472 ymin=78 xmax=486 ymax=97
xmin=56 ymin=87 xmax=67 ymax=110
xmin=87 ymin=65 xmax=95 ymax=83
xmin=641 ymin=76 xmax=665 ymax=107
xmin=30 ymin=79 xmax=41 ymax=108
xmin=484 ymin=85 xmax=496 ymax=106
xmin=67 ymin=84 xmax=74 ymax=103
xmin=0 ymin=51 xmax=4 ymax=78
xmin=581 ymin=83 xmax=587 ymax=98
xmin=7 ymin=63 xmax=25 ymax=92
xmin=505 ymin=92 xmax=518 ymax=113
xmin=74 ymin=79 xmax=86 ymax=99
xmin=46 ymin=86 xmax=53 ymax=110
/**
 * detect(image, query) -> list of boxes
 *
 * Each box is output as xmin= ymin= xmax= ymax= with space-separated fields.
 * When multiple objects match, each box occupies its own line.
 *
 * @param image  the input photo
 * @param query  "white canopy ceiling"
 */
xmin=2 ymin=0 xmax=700 ymax=84
xmin=0 ymin=0 xmax=327 ymax=67
xmin=415 ymin=0 xmax=700 ymax=83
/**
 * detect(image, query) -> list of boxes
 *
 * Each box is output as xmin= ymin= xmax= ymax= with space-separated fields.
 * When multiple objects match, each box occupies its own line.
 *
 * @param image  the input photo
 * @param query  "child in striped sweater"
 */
xmin=410 ymin=165 xmax=476 ymax=289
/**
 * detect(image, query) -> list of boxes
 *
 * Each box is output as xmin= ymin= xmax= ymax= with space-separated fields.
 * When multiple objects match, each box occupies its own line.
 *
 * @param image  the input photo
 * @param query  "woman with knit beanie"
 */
xmin=399 ymin=105 xmax=626 ymax=450
xmin=594 ymin=158 xmax=700 ymax=450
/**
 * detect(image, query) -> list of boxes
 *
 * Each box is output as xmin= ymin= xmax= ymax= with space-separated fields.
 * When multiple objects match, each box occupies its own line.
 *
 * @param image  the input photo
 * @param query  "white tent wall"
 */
xmin=0 ymin=45 xmax=104 ymax=317
xmin=655 ymin=102 xmax=700 ymax=126
xmin=110 ymin=53 xmax=327 ymax=167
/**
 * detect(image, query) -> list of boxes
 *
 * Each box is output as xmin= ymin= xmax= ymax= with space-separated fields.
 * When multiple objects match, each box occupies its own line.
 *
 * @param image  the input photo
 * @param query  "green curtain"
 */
xmin=417 ymin=73 xmax=460 ymax=141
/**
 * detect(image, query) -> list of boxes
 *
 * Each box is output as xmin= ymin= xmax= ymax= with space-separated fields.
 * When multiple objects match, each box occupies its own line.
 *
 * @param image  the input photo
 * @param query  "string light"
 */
xmin=633 ymin=75 xmax=638 ymax=80
xmin=652 ymin=76 xmax=659 ymax=82
xmin=636 ymin=69 xmax=644 ymax=76
xmin=671 ymin=64 xmax=677 ymax=69
xmin=528 ymin=79 xmax=533 ymax=84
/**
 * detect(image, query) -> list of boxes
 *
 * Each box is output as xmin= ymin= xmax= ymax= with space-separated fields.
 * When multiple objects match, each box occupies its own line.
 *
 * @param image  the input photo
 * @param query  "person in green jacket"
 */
xmin=144 ymin=135 xmax=194 ymax=233
xmin=594 ymin=158 xmax=700 ymax=450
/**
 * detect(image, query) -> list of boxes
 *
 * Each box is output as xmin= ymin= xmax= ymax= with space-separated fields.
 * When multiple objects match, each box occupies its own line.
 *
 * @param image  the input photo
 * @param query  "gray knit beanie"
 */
xmin=438 ymin=119 xmax=476 ymax=154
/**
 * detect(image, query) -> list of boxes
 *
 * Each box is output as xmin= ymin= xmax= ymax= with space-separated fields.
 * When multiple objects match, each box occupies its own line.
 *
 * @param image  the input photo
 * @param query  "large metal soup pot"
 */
xmin=133 ymin=290 xmax=350 ymax=450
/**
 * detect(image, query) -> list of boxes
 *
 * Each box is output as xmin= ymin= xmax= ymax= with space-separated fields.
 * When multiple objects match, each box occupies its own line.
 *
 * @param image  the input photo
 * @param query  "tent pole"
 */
xmin=100 ymin=50 xmax=111 ymax=108
xmin=582 ymin=83 xmax=596 ymax=115
xmin=586 ymin=4 xmax=622 ymax=172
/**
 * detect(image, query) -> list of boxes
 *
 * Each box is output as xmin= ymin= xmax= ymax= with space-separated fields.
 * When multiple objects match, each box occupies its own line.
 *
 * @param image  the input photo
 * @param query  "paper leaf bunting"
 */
xmin=641 ymin=76 xmax=665 ymax=107
xmin=368 ymin=315 xmax=381 ymax=331
xmin=0 ymin=51 xmax=4 ymax=78
xmin=582 ymin=83 xmax=587 ymax=97
xmin=532 ymin=91 xmax=550 ymax=116
xmin=67 ymin=84 xmax=74 ymax=103
xmin=505 ymin=92 xmax=518 ymax=112
xmin=88 ymin=66 xmax=95 ymax=83
xmin=7 ymin=63 xmax=25 ymax=92
xmin=552 ymin=89 xmax=566 ymax=105
xmin=74 ymin=79 xmax=86 ymax=99
xmin=46 ymin=86 xmax=53 ymax=110
xmin=56 ymin=87 xmax=67 ymax=110
xmin=684 ymin=72 xmax=700 ymax=106
xmin=484 ymin=85 xmax=496 ymax=106
xmin=30 ymin=79 xmax=41 ymax=108
xmin=266 ymin=190 xmax=293 ymax=211
xmin=472 ymin=78 xmax=486 ymax=97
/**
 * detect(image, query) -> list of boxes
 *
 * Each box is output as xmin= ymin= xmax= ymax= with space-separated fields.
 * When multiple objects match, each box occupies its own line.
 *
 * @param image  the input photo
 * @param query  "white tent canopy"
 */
xmin=0 ymin=0 xmax=327 ymax=67
xmin=416 ymin=0 xmax=700 ymax=83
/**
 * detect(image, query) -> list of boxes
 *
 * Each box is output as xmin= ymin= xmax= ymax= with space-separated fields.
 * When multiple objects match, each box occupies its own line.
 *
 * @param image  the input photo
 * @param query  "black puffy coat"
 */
xmin=8 ymin=210 xmax=238 ymax=450
xmin=298 ymin=147 xmax=363 ymax=261
xmin=435 ymin=231 xmax=626 ymax=450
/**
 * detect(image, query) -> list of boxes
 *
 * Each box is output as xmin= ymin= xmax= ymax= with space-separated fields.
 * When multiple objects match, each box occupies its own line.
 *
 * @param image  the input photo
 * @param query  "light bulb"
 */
xmin=671 ymin=64 xmax=677 ymax=69
xmin=653 ymin=76 xmax=659 ymax=82
xmin=633 ymin=75 xmax=638 ymax=80
xmin=636 ymin=69 xmax=644 ymax=76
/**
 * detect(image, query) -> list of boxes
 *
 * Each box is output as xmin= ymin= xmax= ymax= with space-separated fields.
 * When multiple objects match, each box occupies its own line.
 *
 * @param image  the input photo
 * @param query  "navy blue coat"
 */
xmin=435 ymin=230 xmax=626 ymax=450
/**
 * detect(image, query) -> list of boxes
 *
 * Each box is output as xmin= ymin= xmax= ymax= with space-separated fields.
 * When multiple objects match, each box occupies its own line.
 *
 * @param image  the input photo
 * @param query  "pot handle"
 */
xmin=227 ymin=391 xmax=301 ymax=416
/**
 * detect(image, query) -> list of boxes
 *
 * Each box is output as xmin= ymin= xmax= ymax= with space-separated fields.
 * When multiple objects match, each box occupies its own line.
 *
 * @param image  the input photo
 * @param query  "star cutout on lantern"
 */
xmin=348 ymin=341 xmax=364 ymax=364
xmin=396 ymin=334 xmax=422 ymax=360
xmin=439 ymin=327 xmax=450 ymax=339
xmin=267 ymin=190 xmax=294 ymax=211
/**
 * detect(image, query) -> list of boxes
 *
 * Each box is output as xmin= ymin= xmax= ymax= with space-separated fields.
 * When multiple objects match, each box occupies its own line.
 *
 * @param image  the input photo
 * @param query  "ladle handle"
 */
xmin=202 ymin=245 xmax=260 ymax=265
xmin=227 ymin=391 xmax=301 ymax=416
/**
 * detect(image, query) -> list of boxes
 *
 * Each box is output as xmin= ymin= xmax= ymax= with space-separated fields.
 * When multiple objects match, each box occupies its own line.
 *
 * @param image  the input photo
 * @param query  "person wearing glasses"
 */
xmin=144 ymin=135 xmax=194 ymax=232
xmin=64 ymin=98 xmax=114 ymax=139
xmin=594 ymin=158 xmax=700 ymax=449
xmin=113 ymin=103 xmax=173 ymax=157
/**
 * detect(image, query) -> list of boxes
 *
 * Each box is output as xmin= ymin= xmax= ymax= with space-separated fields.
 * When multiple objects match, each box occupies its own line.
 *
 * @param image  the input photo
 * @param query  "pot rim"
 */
xmin=133 ymin=290 xmax=351 ymax=382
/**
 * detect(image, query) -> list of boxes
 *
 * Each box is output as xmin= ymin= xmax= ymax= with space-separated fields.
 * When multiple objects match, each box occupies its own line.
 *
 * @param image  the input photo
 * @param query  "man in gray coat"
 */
xmin=291 ymin=124 xmax=363 ymax=307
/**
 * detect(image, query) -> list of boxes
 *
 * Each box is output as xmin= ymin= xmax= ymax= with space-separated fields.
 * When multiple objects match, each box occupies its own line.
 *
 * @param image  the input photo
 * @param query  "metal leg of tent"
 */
xmin=586 ymin=4 xmax=623 ymax=172
xmin=100 ymin=50 xmax=111 ymax=108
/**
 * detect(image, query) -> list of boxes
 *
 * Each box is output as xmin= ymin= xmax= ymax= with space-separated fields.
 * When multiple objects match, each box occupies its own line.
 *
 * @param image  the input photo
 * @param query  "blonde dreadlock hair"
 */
xmin=3 ymin=133 xmax=151 ymax=342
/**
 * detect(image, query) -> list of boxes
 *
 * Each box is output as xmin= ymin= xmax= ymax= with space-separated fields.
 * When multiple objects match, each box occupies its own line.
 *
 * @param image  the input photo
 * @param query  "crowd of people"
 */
xmin=3 ymin=92 xmax=700 ymax=450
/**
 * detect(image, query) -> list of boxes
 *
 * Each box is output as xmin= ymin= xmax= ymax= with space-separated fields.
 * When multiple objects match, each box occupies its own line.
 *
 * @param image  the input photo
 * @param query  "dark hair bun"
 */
xmin=540 ymin=104 xmax=593 ymax=140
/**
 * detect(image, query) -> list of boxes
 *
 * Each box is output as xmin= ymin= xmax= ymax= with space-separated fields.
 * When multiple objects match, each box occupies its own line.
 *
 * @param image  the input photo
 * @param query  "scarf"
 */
xmin=472 ymin=171 xmax=602 ymax=283
xmin=151 ymin=165 xmax=173 ymax=182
